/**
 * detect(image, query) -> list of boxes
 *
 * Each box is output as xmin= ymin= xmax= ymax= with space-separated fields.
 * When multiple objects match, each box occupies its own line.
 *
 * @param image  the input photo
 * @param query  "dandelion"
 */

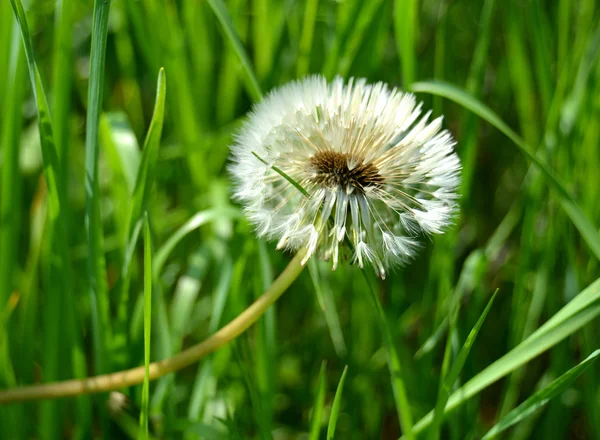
xmin=230 ymin=76 xmax=461 ymax=278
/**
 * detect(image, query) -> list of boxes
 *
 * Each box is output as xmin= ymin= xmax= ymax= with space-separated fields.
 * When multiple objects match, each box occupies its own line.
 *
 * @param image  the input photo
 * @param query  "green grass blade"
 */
xmin=255 ymin=241 xmax=276 ymax=435
xmin=139 ymin=214 xmax=153 ymax=439
xmin=429 ymin=290 xmax=498 ymax=440
xmin=482 ymin=350 xmax=600 ymax=439
xmin=364 ymin=273 xmax=414 ymax=439
xmin=215 ymin=0 xmax=246 ymax=126
xmin=307 ymin=260 xmax=347 ymax=357
xmin=207 ymin=0 xmax=262 ymax=102
xmin=297 ymin=0 xmax=320 ymax=77
xmin=152 ymin=207 xmax=241 ymax=279
xmin=51 ymin=0 xmax=73 ymax=190
xmin=127 ymin=68 xmax=166 ymax=238
xmin=327 ymin=365 xmax=348 ymax=440
xmin=0 ymin=25 xmax=25 ymax=339
xmin=504 ymin=3 xmax=540 ymax=145
xmin=9 ymin=1 xmax=87 ymax=436
xmin=309 ymin=361 xmax=327 ymax=440
xmin=9 ymin=0 xmax=65 ymax=226
xmin=186 ymin=253 xmax=235 ymax=423
xmin=337 ymin=0 xmax=385 ymax=77
xmin=443 ymin=290 xmax=498 ymax=393
xmin=411 ymin=80 xmax=600 ymax=261
xmin=411 ymin=277 xmax=600 ymax=435
xmin=85 ymin=0 xmax=112 ymax=378
xmin=252 ymin=151 xmax=310 ymax=197
xmin=100 ymin=112 xmax=141 ymax=196
xmin=459 ymin=0 xmax=496 ymax=198
xmin=394 ymin=0 xmax=418 ymax=88
xmin=0 ymin=24 xmax=26 ymax=440
xmin=252 ymin=0 xmax=272 ymax=82
xmin=114 ymin=68 xmax=166 ymax=367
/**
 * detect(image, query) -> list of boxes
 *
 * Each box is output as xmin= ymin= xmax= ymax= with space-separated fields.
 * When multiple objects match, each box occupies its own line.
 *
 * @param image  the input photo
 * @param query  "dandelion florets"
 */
xmin=230 ymin=76 xmax=461 ymax=278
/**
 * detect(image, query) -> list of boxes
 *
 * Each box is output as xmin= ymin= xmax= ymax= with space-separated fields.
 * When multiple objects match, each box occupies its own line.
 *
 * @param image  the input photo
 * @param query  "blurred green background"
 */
xmin=1 ymin=0 xmax=600 ymax=438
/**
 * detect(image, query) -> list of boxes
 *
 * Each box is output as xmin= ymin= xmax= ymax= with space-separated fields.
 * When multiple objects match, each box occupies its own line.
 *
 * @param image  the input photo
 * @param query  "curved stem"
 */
xmin=0 ymin=250 xmax=306 ymax=404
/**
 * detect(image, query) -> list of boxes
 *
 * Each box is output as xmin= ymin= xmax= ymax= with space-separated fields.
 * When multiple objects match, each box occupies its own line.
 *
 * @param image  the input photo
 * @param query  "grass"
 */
xmin=1 ymin=0 xmax=599 ymax=439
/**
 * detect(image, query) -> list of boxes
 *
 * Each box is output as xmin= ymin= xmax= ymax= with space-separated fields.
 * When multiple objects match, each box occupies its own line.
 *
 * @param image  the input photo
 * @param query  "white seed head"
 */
xmin=229 ymin=76 xmax=461 ymax=278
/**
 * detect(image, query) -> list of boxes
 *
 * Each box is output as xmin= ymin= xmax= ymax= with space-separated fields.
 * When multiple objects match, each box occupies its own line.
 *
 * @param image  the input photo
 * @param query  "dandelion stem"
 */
xmin=0 ymin=250 xmax=306 ymax=404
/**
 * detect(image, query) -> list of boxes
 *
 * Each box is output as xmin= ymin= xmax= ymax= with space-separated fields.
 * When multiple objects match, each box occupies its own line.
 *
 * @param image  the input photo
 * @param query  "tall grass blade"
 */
xmin=411 ymin=81 xmax=600 ymax=261
xmin=207 ymin=0 xmax=262 ymax=102
xmin=364 ymin=273 xmax=414 ymax=439
xmin=308 ymin=260 xmax=347 ymax=357
xmin=297 ymin=0 xmax=320 ymax=77
xmin=429 ymin=290 xmax=498 ymax=440
xmin=327 ymin=365 xmax=348 ymax=440
xmin=309 ymin=362 xmax=327 ymax=440
xmin=139 ymin=214 xmax=153 ymax=439
xmin=337 ymin=0 xmax=385 ymax=77
xmin=394 ymin=0 xmax=418 ymax=88
xmin=114 ymin=68 xmax=166 ymax=367
xmin=153 ymin=208 xmax=241 ymax=279
xmin=9 ymin=1 xmax=83 ymax=436
xmin=186 ymin=253 xmax=234 ymax=424
xmin=51 ymin=0 xmax=73 ymax=189
xmin=411 ymin=277 xmax=600 ymax=435
xmin=0 ymin=23 xmax=26 ymax=440
xmin=85 ymin=0 xmax=112 ymax=379
xmin=482 ymin=350 xmax=600 ymax=439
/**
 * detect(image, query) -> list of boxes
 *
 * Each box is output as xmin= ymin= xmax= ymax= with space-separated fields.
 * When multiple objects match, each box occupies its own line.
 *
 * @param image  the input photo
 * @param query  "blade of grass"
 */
xmin=152 ymin=207 xmax=241 ymax=280
xmin=252 ymin=151 xmax=310 ymax=197
xmin=504 ymin=2 xmax=540 ymax=145
xmin=111 ymin=1 xmax=144 ymax=136
xmin=428 ymin=290 xmax=498 ymax=440
xmin=394 ymin=0 xmax=418 ymax=88
xmin=253 ymin=0 xmax=272 ymax=82
xmin=297 ymin=0 xmax=319 ymax=77
xmin=100 ymin=112 xmax=141 ymax=252
xmin=207 ymin=0 xmax=262 ymax=102
xmin=459 ymin=0 xmax=496 ymax=198
xmin=527 ymin=0 xmax=553 ymax=115
xmin=52 ymin=0 xmax=73 ymax=191
xmin=432 ymin=0 xmax=448 ymax=116
xmin=309 ymin=361 xmax=327 ymax=440
xmin=322 ymin=0 xmax=363 ymax=79
xmin=215 ymin=0 xmax=246 ymax=126
xmin=410 ymin=276 xmax=600 ymax=436
xmin=255 ymin=240 xmax=276 ymax=436
xmin=411 ymin=80 xmax=600 ymax=261
xmin=327 ymin=365 xmax=348 ymax=440
xmin=337 ymin=0 xmax=385 ymax=77
xmin=363 ymin=272 xmax=414 ymax=439
xmin=186 ymin=252 xmax=235 ymax=426
xmin=8 ymin=0 xmax=66 ymax=248
xmin=0 ymin=24 xmax=26 ymax=358
xmin=9 ymin=1 xmax=85 ymax=437
xmin=100 ymin=112 xmax=141 ymax=196
xmin=85 ymin=0 xmax=112 ymax=380
xmin=0 ymin=4 xmax=13 ymax=112
xmin=181 ymin=1 xmax=214 ymax=127
xmin=308 ymin=259 xmax=347 ymax=357
xmin=139 ymin=214 xmax=152 ymax=439
xmin=482 ymin=350 xmax=600 ymax=439
xmin=61 ymin=2 xmax=93 ymax=416
xmin=114 ymin=68 xmax=166 ymax=368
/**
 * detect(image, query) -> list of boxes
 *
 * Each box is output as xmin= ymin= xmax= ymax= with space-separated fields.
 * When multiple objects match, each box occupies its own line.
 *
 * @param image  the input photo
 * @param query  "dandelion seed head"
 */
xmin=230 ymin=76 xmax=461 ymax=278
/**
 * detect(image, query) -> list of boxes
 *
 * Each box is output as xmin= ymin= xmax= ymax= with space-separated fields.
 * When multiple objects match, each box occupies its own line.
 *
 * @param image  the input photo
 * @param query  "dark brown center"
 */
xmin=309 ymin=150 xmax=383 ymax=191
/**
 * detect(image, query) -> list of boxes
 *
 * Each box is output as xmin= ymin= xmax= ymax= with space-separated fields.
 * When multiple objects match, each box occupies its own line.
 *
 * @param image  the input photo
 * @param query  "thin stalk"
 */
xmin=0 ymin=250 xmax=306 ymax=404
xmin=363 ymin=272 xmax=414 ymax=439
